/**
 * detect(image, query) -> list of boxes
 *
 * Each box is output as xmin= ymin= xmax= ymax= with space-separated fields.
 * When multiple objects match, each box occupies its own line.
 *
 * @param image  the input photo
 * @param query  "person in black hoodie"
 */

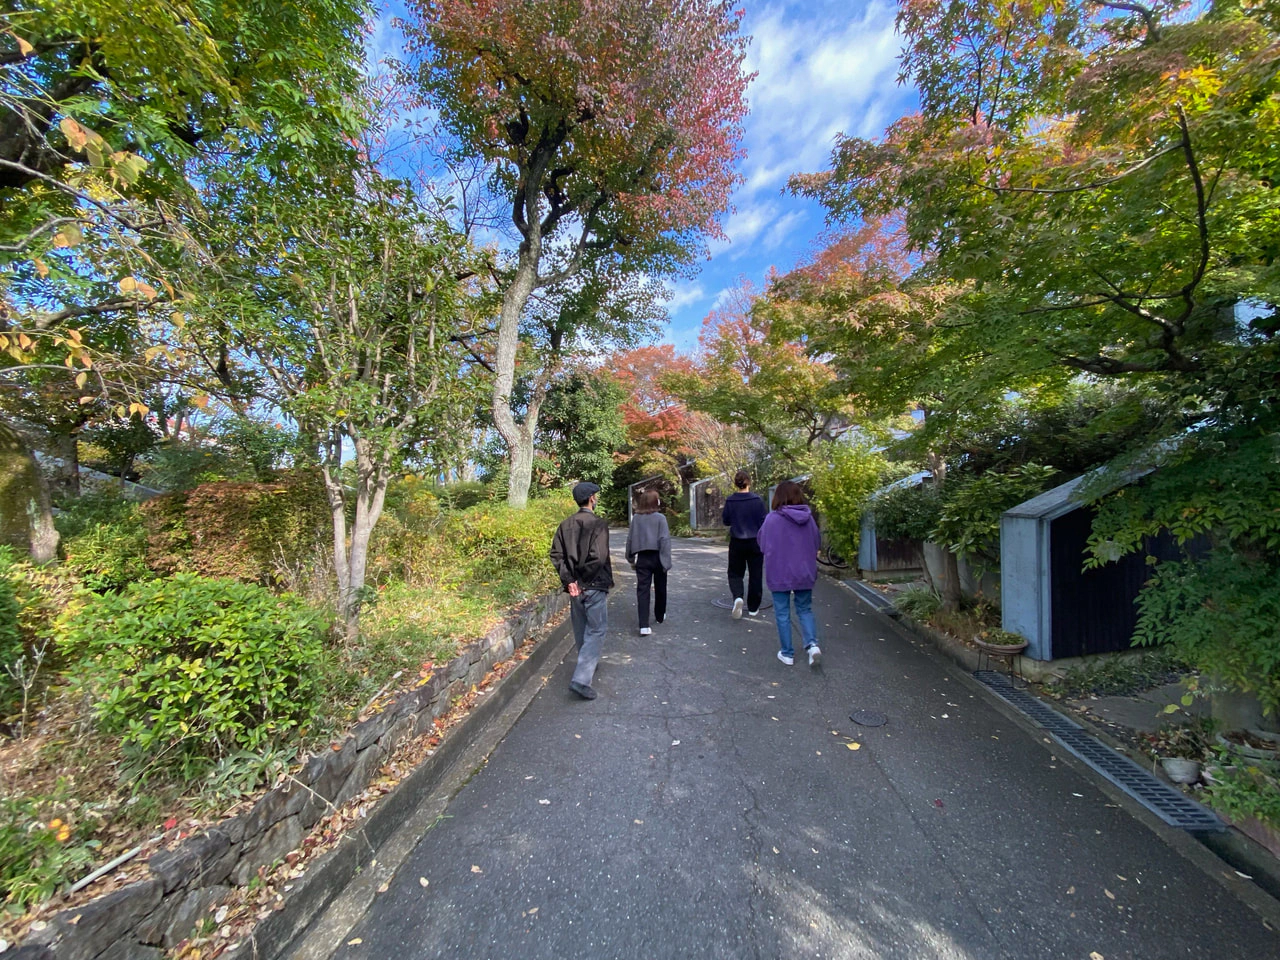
xmin=549 ymin=482 xmax=614 ymax=700
xmin=722 ymin=469 xmax=766 ymax=618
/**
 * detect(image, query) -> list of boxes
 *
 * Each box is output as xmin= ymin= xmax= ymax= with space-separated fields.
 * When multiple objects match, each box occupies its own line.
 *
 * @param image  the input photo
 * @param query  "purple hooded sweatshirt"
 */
xmin=757 ymin=504 xmax=821 ymax=592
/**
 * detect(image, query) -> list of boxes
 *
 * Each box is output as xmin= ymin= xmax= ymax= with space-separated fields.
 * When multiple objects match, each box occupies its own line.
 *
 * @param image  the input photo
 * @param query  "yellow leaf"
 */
xmin=17 ymin=333 xmax=31 ymax=350
xmin=1104 ymin=889 xmax=1115 ymax=900
xmin=118 ymin=276 xmax=138 ymax=293
xmin=13 ymin=33 xmax=33 ymax=56
xmin=75 ymin=372 xmax=88 ymax=389
xmin=79 ymin=395 xmax=94 ymax=405
xmin=144 ymin=346 xmax=163 ymax=363
xmin=59 ymin=117 xmax=89 ymax=152
xmin=171 ymin=312 xmax=186 ymax=329
xmin=1091 ymin=953 xmax=1104 ymax=960
xmin=128 ymin=402 xmax=149 ymax=417
xmin=471 ymin=865 xmax=482 ymax=874
xmin=846 ymin=742 xmax=861 ymax=751
xmin=136 ymin=281 xmax=158 ymax=301
xmin=33 ymin=257 xmax=48 ymax=278
xmin=191 ymin=394 xmax=209 ymax=409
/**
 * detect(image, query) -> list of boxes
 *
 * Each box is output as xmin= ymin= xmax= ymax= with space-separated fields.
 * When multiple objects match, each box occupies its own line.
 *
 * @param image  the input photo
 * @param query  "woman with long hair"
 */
xmin=625 ymin=489 xmax=671 ymax=636
xmin=756 ymin=480 xmax=822 ymax=666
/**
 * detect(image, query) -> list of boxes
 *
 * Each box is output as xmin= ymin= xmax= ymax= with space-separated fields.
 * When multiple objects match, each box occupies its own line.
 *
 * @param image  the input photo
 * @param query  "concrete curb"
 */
xmin=834 ymin=578 xmax=1280 ymax=933
xmin=225 ymin=616 xmax=575 ymax=960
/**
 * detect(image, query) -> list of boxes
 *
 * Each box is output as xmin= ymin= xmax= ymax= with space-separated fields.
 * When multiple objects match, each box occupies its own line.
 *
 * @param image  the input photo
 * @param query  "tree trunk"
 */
xmin=53 ymin=432 xmax=80 ymax=497
xmin=342 ymin=440 xmax=390 ymax=637
xmin=506 ymin=424 xmax=536 ymax=509
xmin=0 ymin=420 xmax=60 ymax=563
xmin=320 ymin=447 xmax=351 ymax=632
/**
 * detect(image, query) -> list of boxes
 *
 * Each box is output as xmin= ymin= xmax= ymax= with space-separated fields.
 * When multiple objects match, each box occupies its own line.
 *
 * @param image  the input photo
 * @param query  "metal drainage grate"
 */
xmin=843 ymin=580 xmax=900 ymax=618
xmin=975 ymin=671 xmax=1224 ymax=833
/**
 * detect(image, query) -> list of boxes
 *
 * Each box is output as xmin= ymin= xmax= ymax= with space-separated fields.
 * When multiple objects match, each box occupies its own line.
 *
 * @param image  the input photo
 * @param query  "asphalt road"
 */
xmin=330 ymin=538 xmax=1278 ymax=960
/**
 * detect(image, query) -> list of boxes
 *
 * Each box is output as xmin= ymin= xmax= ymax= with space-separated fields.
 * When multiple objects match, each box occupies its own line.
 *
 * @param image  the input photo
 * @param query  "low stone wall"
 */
xmin=16 ymin=591 xmax=569 ymax=960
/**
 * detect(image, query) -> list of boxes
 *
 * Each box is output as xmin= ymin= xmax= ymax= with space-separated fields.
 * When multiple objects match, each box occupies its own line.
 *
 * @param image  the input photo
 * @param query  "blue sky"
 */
xmin=368 ymin=1 xmax=918 ymax=352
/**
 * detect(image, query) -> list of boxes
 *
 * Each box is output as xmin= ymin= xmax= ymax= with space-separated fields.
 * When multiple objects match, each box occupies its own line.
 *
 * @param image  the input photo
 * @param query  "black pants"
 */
xmin=634 ymin=550 xmax=667 ymax=628
xmin=728 ymin=536 xmax=763 ymax=611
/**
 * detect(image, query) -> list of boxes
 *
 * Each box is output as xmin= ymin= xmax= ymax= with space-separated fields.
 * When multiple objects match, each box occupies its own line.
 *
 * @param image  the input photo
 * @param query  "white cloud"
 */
xmin=662 ymin=282 xmax=708 ymax=312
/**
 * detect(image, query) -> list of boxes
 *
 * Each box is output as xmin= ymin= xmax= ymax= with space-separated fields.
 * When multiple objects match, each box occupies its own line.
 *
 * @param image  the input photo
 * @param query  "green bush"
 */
xmin=934 ymin=464 xmax=1057 ymax=566
xmin=142 ymin=472 xmax=331 ymax=585
xmin=0 ymin=546 xmax=23 ymax=705
xmin=60 ymin=574 xmax=328 ymax=774
xmin=57 ymin=494 xmax=153 ymax=592
xmin=872 ymin=481 xmax=942 ymax=543
xmin=443 ymin=499 xmax=574 ymax=587
xmin=895 ymin=586 xmax=941 ymax=622
xmin=0 ymin=795 xmax=99 ymax=909
xmin=809 ymin=442 xmax=889 ymax=560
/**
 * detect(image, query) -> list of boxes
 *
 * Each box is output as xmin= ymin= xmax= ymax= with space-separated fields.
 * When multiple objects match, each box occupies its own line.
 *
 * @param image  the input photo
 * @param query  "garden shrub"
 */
xmin=442 ymin=498 xmax=573 ymax=588
xmin=809 ymin=441 xmax=889 ymax=560
xmin=142 ymin=471 xmax=330 ymax=585
xmin=56 ymin=493 xmax=152 ymax=592
xmin=895 ymin=585 xmax=941 ymax=622
xmin=0 ymin=795 xmax=98 ymax=909
xmin=59 ymin=574 xmax=328 ymax=774
xmin=0 ymin=547 xmax=22 ymax=706
xmin=872 ymin=481 xmax=942 ymax=543
xmin=934 ymin=464 xmax=1057 ymax=567
xmin=368 ymin=476 xmax=446 ymax=584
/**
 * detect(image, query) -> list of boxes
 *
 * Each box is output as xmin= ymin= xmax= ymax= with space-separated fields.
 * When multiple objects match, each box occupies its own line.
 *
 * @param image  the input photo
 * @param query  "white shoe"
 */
xmin=747 ymin=609 xmax=759 ymax=617
xmin=732 ymin=598 xmax=744 ymax=619
xmin=777 ymin=651 xmax=794 ymax=665
xmin=639 ymin=627 xmax=652 ymax=636
xmin=808 ymin=645 xmax=822 ymax=667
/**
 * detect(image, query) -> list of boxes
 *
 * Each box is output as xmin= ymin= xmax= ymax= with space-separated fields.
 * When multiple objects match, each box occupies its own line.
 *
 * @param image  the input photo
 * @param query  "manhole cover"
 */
xmin=710 ymin=597 xmax=773 ymax=611
xmin=850 ymin=710 xmax=887 ymax=727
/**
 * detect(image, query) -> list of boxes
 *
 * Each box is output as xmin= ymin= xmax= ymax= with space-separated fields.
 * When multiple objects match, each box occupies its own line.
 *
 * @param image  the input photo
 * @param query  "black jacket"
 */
xmin=722 ymin=491 xmax=766 ymax=540
xmin=550 ymin=508 xmax=614 ymax=592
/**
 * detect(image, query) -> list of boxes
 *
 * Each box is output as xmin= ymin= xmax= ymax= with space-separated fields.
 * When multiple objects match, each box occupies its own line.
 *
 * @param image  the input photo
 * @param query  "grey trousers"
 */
xmin=570 ymin=589 xmax=609 ymax=687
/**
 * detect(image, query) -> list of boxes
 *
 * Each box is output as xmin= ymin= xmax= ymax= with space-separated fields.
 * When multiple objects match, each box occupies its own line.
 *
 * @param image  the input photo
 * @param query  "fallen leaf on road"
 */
xmin=932 ymin=799 xmax=944 ymax=809
xmin=538 ymin=799 xmax=550 ymax=805
xmin=1104 ymin=889 xmax=1115 ymax=900
xmin=348 ymin=939 xmax=363 ymax=946
xmin=771 ymin=717 xmax=779 ymax=721
xmin=846 ymin=742 xmax=860 ymax=751
xmin=1090 ymin=953 xmax=1104 ymax=960
xmin=377 ymin=882 xmax=389 ymax=893
xmin=772 ymin=847 xmax=780 ymax=854
xmin=419 ymin=877 xmax=429 ymax=887
xmin=471 ymin=865 xmax=483 ymax=874
xmin=672 ymin=740 xmax=681 ymax=746
xmin=941 ymin=714 xmax=949 ymax=718
xmin=528 ymin=907 xmax=538 ymax=915
xmin=1066 ymin=886 xmax=1075 ymax=895
xmin=1235 ymin=870 xmax=1254 ymax=879
xmin=525 ymin=776 xmax=534 ymax=780
xmin=634 ymin=819 xmax=643 ymax=824
xmin=1116 ymin=874 xmax=1127 ymax=881
xmin=574 ymin=734 xmax=581 ymax=739
xmin=816 ymin=751 xmax=822 ymax=756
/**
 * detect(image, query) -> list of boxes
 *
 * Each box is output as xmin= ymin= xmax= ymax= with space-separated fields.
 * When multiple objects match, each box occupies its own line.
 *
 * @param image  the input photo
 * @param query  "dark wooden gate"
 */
xmin=1048 ymin=507 xmax=1184 ymax=659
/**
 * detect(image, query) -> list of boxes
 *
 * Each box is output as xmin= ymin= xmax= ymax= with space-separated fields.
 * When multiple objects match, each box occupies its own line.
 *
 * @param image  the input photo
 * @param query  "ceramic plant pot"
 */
xmin=1160 ymin=757 xmax=1201 ymax=785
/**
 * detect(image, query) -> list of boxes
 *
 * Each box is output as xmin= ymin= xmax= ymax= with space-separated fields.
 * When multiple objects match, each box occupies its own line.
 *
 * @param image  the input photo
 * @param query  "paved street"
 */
xmin=331 ymin=538 xmax=1277 ymax=960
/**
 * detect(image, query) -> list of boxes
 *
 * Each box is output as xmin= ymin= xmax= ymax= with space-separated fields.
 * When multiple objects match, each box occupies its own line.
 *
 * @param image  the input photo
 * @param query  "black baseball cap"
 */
xmin=572 ymin=481 xmax=601 ymax=505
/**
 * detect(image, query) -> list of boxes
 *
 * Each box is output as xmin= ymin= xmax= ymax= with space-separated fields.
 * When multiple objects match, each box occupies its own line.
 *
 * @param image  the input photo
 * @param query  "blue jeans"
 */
xmin=570 ymin=589 xmax=609 ymax=686
xmin=772 ymin=589 xmax=817 ymax=657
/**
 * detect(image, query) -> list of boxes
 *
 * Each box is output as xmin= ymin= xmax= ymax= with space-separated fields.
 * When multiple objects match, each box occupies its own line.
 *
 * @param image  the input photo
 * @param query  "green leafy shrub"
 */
xmin=895 ymin=585 xmax=941 ymax=622
xmin=368 ymin=476 xmax=445 ymax=584
xmin=1132 ymin=551 xmax=1280 ymax=715
xmin=934 ymin=464 xmax=1057 ymax=566
xmin=56 ymin=494 xmax=153 ymax=592
xmin=809 ymin=441 xmax=889 ymax=559
xmin=443 ymin=499 xmax=573 ymax=588
xmin=435 ymin=480 xmax=493 ymax=511
xmin=142 ymin=472 xmax=330 ymax=585
xmin=60 ymin=574 xmax=328 ymax=774
xmin=872 ymin=481 xmax=942 ymax=543
xmin=1206 ymin=765 xmax=1280 ymax=830
xmin=0 ymin=795 xmax=99 ymax=909
xmin=0 ymin=546 xmax=23 ymax=706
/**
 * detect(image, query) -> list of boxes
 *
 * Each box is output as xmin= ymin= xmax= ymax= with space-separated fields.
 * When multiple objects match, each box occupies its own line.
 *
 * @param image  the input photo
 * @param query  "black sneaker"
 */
xmin=569 ymin=681 xmax=597 ymax=700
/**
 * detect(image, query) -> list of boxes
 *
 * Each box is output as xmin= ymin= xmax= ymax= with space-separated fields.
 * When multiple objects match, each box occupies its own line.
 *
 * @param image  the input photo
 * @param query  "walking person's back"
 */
xmin=757 ymin=480 xmax=823 ymax=667
xmin=722 ymin=469 xmax=766 ymax=618
xmin=549 ymin=482 xmax=613 ymax=700
xmin=625 ymin=490 xmax=671 ymax=636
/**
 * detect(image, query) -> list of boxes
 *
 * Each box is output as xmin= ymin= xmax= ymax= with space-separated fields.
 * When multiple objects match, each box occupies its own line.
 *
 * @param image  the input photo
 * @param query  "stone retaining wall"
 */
xmin=15 ymin=591 xmax=569 ymax=960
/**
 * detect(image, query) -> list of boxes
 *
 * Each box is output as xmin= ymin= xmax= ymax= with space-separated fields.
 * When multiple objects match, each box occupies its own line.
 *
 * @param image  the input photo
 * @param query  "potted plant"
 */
xmin=1144 ymin=723 xmax=1211 ymax=785
xmin=972 ymin=628 xmax=1029 ymax=655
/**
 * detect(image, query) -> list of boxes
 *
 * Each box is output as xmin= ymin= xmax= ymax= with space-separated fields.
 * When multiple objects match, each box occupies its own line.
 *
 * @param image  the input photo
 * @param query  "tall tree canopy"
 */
xmin=402 ymin=0 xmax=751 ymax=506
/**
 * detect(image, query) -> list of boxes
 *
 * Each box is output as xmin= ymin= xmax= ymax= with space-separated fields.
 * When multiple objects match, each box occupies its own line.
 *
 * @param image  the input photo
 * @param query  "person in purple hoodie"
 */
xmin=756 ymin=480 xmax=822 ymax=667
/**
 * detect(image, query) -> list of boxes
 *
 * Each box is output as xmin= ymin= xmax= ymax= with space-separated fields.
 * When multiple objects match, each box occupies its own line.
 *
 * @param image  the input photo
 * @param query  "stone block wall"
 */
xmin=16 ymin=591 xmax=568 ymax=960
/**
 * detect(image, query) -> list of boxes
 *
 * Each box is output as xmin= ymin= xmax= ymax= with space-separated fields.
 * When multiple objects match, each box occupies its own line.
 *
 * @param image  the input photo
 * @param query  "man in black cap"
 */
xmin=549 ymin=481 xmax=614 ymax=700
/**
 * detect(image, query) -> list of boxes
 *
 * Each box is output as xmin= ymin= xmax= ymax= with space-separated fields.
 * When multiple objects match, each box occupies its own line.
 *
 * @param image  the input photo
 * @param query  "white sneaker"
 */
xmin=639 ymin=627 xmax=652 ymax=636
xmin=732 ymin=598 xmax=744 ymax=619
xmin=777 ymin=651 xmax=794 ymax=665
xmin=808 ymin=645 xmax=822 ymax=667
xmin=747 ymin=609 xmax=759 ymax=617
